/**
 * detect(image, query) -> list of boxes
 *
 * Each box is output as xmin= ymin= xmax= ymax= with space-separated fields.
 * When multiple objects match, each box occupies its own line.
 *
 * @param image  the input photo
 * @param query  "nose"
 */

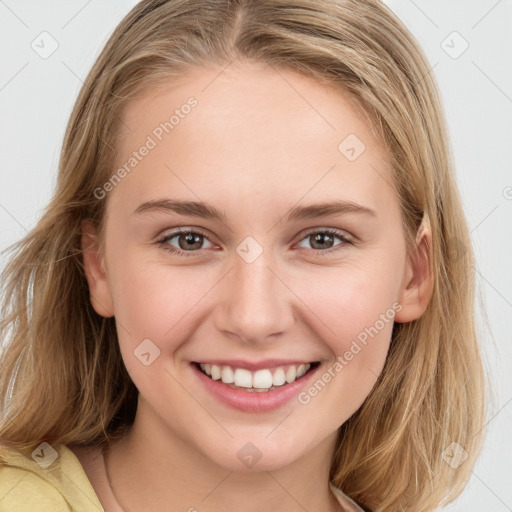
xmin=214 ymin=247 xmax=295 ymax=345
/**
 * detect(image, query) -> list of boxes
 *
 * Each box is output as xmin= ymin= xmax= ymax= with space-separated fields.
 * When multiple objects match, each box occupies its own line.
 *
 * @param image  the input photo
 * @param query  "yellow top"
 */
xmin=0 ymin=443 xmax=366 ymax=512
xmin=0 ymin=443 xmax=102 ymax=512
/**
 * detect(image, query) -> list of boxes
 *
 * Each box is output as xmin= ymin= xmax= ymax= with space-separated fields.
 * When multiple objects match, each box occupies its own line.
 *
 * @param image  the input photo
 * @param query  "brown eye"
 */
xmin=157 ymin=228 xmax=214 ymax=257
xmin=296 ymin=228 xmax=353 ymax=254
xmin=309 ymin=232 xmax=336 ymax=250
xmin=175 ymin=232 xmax=204 ymax=251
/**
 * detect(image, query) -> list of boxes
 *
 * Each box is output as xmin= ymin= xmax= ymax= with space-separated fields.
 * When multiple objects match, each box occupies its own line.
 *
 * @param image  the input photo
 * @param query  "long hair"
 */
xmin=0 ymin=1 xmax=487 ymax=510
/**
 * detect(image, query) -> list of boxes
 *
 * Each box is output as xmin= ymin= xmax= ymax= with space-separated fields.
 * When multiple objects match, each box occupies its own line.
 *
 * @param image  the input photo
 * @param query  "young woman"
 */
xmin=0 ymin=1 xmax=486 ymax=510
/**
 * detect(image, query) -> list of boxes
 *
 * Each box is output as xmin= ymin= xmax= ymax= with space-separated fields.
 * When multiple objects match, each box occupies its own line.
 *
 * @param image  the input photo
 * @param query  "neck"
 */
xmin=105 ymin=401 xmax=341 ymax=512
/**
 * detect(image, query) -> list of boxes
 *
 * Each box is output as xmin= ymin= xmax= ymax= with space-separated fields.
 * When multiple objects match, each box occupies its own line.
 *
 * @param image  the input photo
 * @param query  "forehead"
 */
xmin=112 ymin=62 xmax=395 ymax=215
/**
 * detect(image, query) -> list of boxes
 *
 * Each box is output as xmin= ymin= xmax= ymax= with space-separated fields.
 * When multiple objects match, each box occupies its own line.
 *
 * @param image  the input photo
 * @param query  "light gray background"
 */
xmin=0 ymin=1 xmax=511 ymax=510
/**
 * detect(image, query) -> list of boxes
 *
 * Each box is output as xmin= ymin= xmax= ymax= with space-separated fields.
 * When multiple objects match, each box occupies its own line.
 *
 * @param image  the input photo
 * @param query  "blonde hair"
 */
xmin=0 ymin=0 xmax=487 ymax=510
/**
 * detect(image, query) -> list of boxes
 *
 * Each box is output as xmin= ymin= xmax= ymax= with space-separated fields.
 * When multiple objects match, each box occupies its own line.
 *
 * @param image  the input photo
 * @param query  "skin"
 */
xmin=80 ymin=60 xmax=433 ymax=511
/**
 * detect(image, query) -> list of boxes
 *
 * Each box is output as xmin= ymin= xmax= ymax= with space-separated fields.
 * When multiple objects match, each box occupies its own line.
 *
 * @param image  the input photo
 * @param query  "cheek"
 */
xmin=302 ymin=256 xmax=399 ymax=336
xmin=295 ymin=258 xmax=399 ymax=389
xmin=294 ymin=276 xmax=396 ymax=420
xmin=108 ymin=259 xmax=214 ymax=390
xmin=108 ymin=252 xmax=216 ymax=347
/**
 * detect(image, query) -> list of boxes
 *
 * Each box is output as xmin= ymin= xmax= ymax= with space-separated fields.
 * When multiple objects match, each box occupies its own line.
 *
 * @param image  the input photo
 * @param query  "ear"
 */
xmin=394 ymin=219 xmax=434 ymax=323
xmin=81 ymin=219 xmax=115 ymax=318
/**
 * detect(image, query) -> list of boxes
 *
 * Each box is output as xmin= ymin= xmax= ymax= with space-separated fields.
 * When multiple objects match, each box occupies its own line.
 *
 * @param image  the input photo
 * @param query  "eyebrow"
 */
xmin=133 ymin=198 xmax=377 ymax=223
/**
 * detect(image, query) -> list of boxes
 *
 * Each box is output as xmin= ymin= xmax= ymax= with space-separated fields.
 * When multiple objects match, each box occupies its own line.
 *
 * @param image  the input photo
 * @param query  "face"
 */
xmin=82 ymin=60 xmax=431 ymax=472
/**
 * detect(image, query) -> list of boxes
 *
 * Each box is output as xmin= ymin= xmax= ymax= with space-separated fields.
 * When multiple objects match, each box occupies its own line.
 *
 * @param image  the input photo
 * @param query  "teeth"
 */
xmin=234 ymin=368 xmax=253 ymax=388
xmin=221 ymin=366 xmax=234 ymax=384
xmin=253 ymin=369 xmax=273 ymax=388
xmin=285 ymin=365 xmax=296 ymax=383
xmin=210 ymin=364 xmax=221 ymax=380
xmin=272 ymin=368 xmax=286 ymax=386
xmin=198 ymin=362 xmax=313 ymax=390
xmin=296 ymin=364 xmax=307 ymax=378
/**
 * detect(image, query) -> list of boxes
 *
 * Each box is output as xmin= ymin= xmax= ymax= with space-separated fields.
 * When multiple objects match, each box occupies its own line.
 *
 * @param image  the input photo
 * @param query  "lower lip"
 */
xmin=191 ymin=363 xmax=320 ymax=413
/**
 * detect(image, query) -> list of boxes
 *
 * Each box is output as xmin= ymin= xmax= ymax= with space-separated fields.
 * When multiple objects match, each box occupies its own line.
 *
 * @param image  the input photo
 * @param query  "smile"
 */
xmin=194 ymin=361 xmax=319 ymax=392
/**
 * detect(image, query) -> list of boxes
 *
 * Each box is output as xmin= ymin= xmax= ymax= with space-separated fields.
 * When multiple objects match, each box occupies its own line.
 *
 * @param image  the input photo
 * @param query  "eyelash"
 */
xmin=155 ymin=227 xmax=353 ymax=258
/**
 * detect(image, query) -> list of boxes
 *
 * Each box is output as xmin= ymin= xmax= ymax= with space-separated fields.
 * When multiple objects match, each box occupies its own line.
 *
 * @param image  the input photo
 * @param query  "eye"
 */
xmin=156 ymin=228 xmax=215 ymax=258
xmin=295 ymin=228 xmax=353 ymax=255
xmin=156 ymin=227 xmax=353 ymax=258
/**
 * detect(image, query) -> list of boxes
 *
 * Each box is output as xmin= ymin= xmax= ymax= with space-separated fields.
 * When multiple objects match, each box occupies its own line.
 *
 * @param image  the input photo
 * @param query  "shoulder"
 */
xmin=0 ymin=463 xmax=69 ymax=512
xmin=0 ymin=443 xmax=104 ymax=512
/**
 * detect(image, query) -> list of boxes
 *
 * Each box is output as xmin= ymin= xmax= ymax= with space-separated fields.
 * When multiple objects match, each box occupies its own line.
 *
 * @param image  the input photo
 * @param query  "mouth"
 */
xmin=193 ymin=361 xmax=321 ymax=392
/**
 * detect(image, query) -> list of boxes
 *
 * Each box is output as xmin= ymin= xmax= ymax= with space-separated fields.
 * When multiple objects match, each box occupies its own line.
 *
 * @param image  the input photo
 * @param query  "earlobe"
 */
xmin=394 ymin=220 xmax=434 ymax=324
xmin=80 ymin=219 xmax=115 ymax=318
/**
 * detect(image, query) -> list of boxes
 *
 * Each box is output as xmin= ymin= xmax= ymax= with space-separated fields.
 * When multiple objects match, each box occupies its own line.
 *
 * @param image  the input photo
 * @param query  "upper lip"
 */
xmin=192 ymin=359 xmax=319 ymax=371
